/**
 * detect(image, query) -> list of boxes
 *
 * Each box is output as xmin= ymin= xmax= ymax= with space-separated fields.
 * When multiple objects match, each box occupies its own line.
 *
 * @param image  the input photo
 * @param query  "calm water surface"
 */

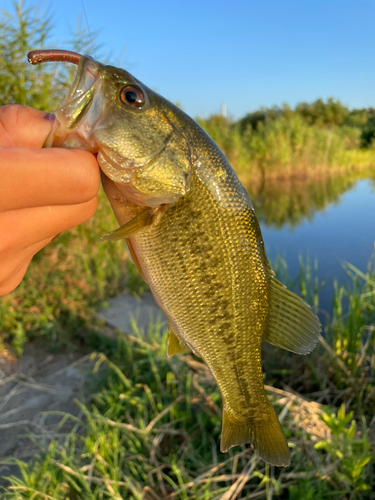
xmin=256 ymin=179 xmax=375 ymax=313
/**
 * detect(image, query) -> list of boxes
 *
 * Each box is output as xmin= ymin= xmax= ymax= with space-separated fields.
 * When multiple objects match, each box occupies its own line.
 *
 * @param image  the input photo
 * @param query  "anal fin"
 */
xmin=220 ymin=404 xmax=290 ymax=467
xmin=167 ymin=324 xmax=190 ymax=357
xmin=263 ymin=276 xmax=321 ymax=355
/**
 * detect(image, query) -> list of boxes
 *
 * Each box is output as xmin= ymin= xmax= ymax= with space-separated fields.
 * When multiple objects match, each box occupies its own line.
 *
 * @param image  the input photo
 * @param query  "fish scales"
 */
xmin=111 ymin=145 xmax=289 ymax=464
xmin=132 ymin=169 xmax=268 ymax=412
xmin=29 ymin=51 xmax=321 ymax=466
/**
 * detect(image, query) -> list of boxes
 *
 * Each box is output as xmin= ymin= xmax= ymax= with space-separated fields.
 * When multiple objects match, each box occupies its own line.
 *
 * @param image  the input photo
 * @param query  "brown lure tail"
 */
xmin=221 ymin=404 xmax=290 ymax=467
xmin=27 ymin=49 xmax=82 ymax=65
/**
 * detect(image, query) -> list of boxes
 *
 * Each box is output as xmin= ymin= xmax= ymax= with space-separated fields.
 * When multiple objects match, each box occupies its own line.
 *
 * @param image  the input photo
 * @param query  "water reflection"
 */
xmin=246 ymin=174 xmax=375 ymax=312
xmin=245 ymin=171 xmax=375 ymax=229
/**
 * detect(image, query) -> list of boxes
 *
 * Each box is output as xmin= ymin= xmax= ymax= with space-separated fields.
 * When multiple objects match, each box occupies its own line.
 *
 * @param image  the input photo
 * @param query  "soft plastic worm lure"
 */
xmin=27 ymin=49 xmax=82 ymax=66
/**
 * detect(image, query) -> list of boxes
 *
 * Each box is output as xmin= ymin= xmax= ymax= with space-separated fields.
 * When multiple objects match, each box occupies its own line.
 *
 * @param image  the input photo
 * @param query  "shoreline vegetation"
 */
xmin=197 ymin=100 xmax=375 ymax=185
xmin=197 ymin=104 xmax=375 ymax=228
xmin=1 ymin=2 xmax=375 ymax=498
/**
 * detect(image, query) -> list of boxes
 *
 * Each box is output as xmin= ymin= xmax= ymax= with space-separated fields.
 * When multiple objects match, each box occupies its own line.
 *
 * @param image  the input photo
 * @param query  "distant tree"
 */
xmin=238 ymin=110 xmax=268 ymax=134
xmin=295 ymin=98 xmax=349 ymax=128
xmin=344 ymin=108 xmax=371 ymax=128
xmin=238 ymin=104 xmax=294 ymax=134
xmin=343 ymin=108 xmax=375 ymax=147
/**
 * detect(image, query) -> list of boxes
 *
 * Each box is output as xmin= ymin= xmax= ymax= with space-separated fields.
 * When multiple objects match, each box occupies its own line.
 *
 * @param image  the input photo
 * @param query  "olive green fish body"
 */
xmin=34 ymin=53 xmax=321 ymax=466
xmin=103 ymin=135 xmax=290 ymax=464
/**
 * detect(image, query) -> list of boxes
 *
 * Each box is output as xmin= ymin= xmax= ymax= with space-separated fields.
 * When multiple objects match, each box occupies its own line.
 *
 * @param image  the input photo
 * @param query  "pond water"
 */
xmin=252 ymin=178 xmax=375 ymax=314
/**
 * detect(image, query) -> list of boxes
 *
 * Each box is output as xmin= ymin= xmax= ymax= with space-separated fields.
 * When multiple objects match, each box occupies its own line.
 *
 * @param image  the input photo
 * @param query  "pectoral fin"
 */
xmin=263 ymin=276 xmax=321 ymax=355
xmin=101 ymin=209 xmax=154 ymax=242
xmin=167 ymin=325 xmax=190 ymax=357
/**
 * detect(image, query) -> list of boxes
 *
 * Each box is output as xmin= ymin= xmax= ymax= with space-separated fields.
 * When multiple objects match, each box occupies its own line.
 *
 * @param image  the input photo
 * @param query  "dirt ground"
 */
xmin=0 ymin=342 xmax=98 ymax=483
xmin=0 ymin=292 xmax=164 ymax=484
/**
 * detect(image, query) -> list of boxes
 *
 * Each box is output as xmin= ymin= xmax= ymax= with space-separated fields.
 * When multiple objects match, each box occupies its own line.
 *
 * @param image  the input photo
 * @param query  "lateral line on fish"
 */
xmin=214 ymin=195 xmax=248 ymax=405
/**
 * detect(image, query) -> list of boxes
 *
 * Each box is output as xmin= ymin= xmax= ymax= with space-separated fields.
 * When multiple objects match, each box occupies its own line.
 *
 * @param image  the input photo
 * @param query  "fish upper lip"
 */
xmin=68 ymin=56 xmax=99 ymax=97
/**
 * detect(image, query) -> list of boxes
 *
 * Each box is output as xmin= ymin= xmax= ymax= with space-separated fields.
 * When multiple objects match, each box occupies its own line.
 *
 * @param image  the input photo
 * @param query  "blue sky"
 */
xmin=4 ymin=0 xmax=375 ymax=118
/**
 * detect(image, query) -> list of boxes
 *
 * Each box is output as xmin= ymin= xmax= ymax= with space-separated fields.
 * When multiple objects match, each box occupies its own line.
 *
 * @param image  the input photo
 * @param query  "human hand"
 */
xmin=0 ymin=105 xmax=100 ymax=297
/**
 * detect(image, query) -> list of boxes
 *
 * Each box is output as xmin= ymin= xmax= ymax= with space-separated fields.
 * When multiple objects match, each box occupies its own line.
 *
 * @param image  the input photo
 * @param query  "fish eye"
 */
xmin=119 ymin=85 xmax=145 ymax=108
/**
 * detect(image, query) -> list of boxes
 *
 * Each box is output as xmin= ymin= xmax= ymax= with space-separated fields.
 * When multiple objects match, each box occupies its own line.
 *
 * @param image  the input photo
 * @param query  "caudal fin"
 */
xmin=220 ymin=404 xmax=290 ymax=467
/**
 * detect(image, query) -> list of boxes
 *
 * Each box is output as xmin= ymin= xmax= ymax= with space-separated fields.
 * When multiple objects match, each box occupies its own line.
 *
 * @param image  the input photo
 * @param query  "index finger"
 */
xmin=0 ymin=147 xmax=100 ymax=212
xmin=0 ymin=105 xmax=100 ymax=212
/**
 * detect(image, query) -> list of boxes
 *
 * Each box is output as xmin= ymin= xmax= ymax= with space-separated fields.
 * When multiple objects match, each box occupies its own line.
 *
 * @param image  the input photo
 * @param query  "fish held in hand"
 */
xmin=28 ymin=50 xmax=321 ymax=466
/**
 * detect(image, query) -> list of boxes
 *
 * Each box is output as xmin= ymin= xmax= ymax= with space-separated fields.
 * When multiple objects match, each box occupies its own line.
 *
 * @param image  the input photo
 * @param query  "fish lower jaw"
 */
xmin=99 ymin=153 xmax=184 ymax=207
xmin=97 ymin=151 xmax=151 ymax=207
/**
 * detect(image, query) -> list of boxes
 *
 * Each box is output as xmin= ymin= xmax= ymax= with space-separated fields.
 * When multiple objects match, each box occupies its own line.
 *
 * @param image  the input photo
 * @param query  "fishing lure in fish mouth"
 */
xmin=28 ymin=49 xmax=82 ymax=65
xmin=28 ymin=49 xmax=321 ymax=467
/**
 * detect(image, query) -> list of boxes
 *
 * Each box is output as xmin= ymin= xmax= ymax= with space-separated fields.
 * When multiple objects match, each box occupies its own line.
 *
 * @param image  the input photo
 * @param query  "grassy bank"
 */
xmin=2 ymin=258 xmax=375 ymax=498
xmin=198 ymin=110 xmax=375 ymax=182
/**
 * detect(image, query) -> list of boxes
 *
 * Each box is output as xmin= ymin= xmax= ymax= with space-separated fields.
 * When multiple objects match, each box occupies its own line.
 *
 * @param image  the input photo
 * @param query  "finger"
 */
xmin=0 ymin=236 xmax=53 ymax=297
xmin=0 ymin=259 xmax=31 ymax=297
xmin=0 ymin=148 xmax=100 ymax=212
xmin=0 ymin=105 xmax=55 ymax=148
xmin=0 ymin=197 xmax=98 ymax=253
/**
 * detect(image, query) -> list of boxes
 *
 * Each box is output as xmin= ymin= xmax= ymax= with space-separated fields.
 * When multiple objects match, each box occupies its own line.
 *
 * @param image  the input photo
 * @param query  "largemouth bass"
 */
xmin=28 ymin=49 xmax=321 ymax=466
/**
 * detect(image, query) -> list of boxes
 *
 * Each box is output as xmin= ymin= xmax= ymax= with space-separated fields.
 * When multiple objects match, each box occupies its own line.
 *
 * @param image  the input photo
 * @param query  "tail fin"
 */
xmin=220 ymin=404 xmax=290 ymax=467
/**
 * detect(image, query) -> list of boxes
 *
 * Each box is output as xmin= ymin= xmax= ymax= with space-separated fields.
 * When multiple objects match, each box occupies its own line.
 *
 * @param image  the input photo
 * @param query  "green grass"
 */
xmin=2 ymin=257 xmax=375 ymax=498
xmin=1 ymin=313 xmax=374 ymax=499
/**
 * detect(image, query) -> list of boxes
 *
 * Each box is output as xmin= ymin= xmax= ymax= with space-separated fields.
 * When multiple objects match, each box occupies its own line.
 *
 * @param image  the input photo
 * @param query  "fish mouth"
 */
xmin=39 ymin=52 xmax=167 ymax=170
xmin=28 ymin=50 xmax=100 ymax=149
xmin=28 ymin=50 xmax=101 ymax=149
xmin=47 ymin=55 xmax=104 ymax=151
